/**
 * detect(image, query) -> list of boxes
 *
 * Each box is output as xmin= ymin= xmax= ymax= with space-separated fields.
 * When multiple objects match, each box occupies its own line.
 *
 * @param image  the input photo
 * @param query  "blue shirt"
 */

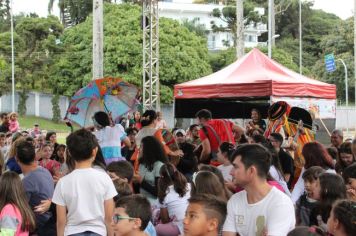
xmin=22 ymin=167 xmax=54 ymax=227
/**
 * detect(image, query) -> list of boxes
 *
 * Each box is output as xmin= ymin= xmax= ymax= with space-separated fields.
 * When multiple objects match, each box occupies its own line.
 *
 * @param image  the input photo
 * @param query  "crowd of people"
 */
xmin=0 ymin=109 xmax=355 ymax=236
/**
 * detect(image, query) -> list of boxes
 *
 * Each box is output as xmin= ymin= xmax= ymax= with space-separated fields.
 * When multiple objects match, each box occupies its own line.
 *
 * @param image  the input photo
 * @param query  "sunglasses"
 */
xmin=112 ymin=214 xmax=137 ymax=224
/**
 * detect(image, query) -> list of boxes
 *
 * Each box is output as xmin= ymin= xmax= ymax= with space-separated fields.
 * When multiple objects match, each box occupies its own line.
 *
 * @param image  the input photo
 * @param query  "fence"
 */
xmin=0 ymin=91 xmax=69 ymax=120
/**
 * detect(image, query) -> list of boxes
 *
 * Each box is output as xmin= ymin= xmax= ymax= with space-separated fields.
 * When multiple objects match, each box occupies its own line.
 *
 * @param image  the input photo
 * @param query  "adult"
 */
xmin=45 ymin=131 xmax=58 ymax=159
xmin=16 ymin=140 xmax=56 ymax=235
xmin=135 ymin=110 xmax=158 ymax=148
xmin=92 ymin=111 xmax=131 ymax=164
xmin=0 ymin=112 xmax=9 ymax=133
xmin=132 ymin=110 xmax=182 ymax=173
xmin=264 ymin=142 xmax=291 ymax=196
xmin=195 ymin=109 xmax=243 ymax=164
xmin=174 ymin=129 xmax=198 ymax=180
xmin=5 ymin=136 xmax=25 ymax=174
xmin=30 ymin=123 xmax=42 ymax=138
xmin=187 ymin=124 xmax=201 ymax=148
xmin=223 ymin=144 xmax=295 ymax=236
xmin=269 ymin=132 xmax=295 ymax=186
xmin=121 ymin=127 xmax=138 ymax=162
xmin=136 ymin=136 xmax=168 ymax=204
xmin=155 ymin=111 xmax=167 ymax=129
xmin=330 ymin=129 xmax=343 ymax=150
xmin=335 ymin=142 xmax=356 ymax=175
xmin=291 ymin=141 xmax=335 ymax=203
xmin=246 ymin=108 xmax=266 ymax=135
xmin=130 ymin=111 xmax=142 ymax=130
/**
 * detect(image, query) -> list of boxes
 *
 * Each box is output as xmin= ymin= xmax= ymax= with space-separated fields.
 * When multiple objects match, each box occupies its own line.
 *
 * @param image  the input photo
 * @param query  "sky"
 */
xmin=12 ymin=0 xmax=355 ymax=20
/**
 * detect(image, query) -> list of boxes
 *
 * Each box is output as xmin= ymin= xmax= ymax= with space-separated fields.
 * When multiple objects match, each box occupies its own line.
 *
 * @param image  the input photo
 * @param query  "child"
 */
xmin=8 ymin=112 xmax=19 ymax=133
xmin=296 ymin=166 xmax=325 ymax=226
xmin=52 ymin=129 xmax=117 ymax=236
xmin=0 ymin=132 xmax=8 ymax=157
xmin=327 ymin=200 xmax=356 ymax=236
xmin=107 ymin=161 xmax=135 ymax=198
xmin=192 ymin=171 xmax=229 ymax=202
xmin=55 ymin=144 xmax=68 ymax=174
xmin=156 ymin=163 xmax=191 ymax=236
xmin=217 ymin=142 xmax=234 ymax=182
xmin=183 ymin=193 xmax=227 ymax=236
xmin=309 ymin=173 xmax=346 ymax=231
xmin=107 ymin=161 xmax=157 ymax=236
xmin=287 ymin=226 xmax=326 ymax=236
xmin=111 ymin=194 xmax=152 ymax=236
xmin=38 ymin=143 xmax=60 ymax=177
xmin=0 ymin=171 xmax=36 ymax=235
xmin=342 ymin=163 xmax=356 ymax=201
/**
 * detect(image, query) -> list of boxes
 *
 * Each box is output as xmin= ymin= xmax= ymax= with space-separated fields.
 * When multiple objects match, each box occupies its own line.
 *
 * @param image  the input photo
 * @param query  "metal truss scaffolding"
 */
xmin=142 ymin=0 xmax=160 ymax=111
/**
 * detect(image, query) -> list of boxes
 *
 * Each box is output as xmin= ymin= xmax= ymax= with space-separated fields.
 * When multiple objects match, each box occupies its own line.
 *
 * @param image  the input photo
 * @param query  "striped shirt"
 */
xmin=94 ymin=124 xmax=127 ymax=164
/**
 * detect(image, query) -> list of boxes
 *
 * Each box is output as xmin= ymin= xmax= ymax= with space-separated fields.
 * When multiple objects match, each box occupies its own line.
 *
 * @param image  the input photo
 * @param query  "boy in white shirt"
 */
xmin=52 ymin=129 xmax=117 ymax=236
xmin=223 ymin=144 xmax=295 ymax=236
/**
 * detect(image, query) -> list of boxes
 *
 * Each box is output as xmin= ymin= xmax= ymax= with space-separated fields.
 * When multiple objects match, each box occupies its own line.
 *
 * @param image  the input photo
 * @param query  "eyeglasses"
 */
xmin=112 ymin=214 xmax=137 ymax=224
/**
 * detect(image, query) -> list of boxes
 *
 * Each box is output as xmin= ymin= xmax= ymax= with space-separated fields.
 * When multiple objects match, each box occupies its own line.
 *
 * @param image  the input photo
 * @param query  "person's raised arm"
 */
xmin=122 ymin=136 xmax=131 ymax=148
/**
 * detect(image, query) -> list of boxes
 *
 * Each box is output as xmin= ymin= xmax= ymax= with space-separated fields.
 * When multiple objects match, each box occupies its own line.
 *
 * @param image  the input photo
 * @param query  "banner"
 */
xmin=270 ymin=96 xmax=336 ymax=119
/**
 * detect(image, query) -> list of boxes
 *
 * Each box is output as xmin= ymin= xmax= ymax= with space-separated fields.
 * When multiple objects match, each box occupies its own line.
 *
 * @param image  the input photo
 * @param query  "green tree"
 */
xmin=311 ymin=18 xmax=354 ymax=104
xmin=49 ymin=3 xmax=211 ymax=103
xmin=211 ymin=0 xmax=263 ymax=47
xmin=48 ymin=0 xmax=114 ymax=26
xmin=209 ymin=46 xmax=299 ymax=73
xmin=0 ymin=15 xmax=64 ymax=113
xmin=0 ymin=0 xmax=10 ymax=32
xmin=181 ymin=18 xmax=208 ymax=38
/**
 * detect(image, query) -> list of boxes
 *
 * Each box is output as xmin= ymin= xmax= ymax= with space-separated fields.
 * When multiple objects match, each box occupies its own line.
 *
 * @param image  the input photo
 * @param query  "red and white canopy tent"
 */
xmin=174 ymin=48 xmax=336 ymax=120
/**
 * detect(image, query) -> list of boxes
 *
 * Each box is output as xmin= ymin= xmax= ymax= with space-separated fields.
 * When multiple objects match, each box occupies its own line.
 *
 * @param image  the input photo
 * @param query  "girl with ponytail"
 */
xmin=156 ymin=163 xmax=191 ymax=236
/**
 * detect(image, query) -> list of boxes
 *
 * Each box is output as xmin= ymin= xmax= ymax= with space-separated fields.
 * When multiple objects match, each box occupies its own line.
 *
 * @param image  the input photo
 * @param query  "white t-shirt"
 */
xmin=157 ymin=184 xmax=191 ymax=233
xmin=52 ymin=168 xmax=117 ymax=236
xmin=269 ymin=165 xmax=291 ymax=197
xmin=139 ymin=161 xmax=164 ymax=203
xmin=223 ymin=187 xmax=295 ymax=236
xmin=135 ymin=127 xmax=157 ymax=147
xmin=217 ymin=164 xmax=233 ymax=182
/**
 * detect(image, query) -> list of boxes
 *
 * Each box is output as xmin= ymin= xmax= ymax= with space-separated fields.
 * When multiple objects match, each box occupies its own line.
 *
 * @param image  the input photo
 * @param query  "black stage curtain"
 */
xmin=174 ymin=97 xmax=270 ymax=119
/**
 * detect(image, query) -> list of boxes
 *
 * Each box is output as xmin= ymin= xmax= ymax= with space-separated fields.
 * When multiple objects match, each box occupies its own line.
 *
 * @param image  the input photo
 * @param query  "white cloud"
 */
xmin=312 ymin=0 xmax=353 ymax=20
xmin=12 ymin=0 xmax=59 ymax=17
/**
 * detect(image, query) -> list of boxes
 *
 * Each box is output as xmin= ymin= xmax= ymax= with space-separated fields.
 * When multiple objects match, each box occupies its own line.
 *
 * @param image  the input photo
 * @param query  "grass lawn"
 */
xmin=18 ymin=116 xmax=73 ymax=132
xmin=18 ymin=116 xmax=79 ymax=144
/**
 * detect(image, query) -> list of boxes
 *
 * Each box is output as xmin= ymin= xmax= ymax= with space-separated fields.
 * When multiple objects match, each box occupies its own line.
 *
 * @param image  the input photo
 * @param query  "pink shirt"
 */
xmin=39 ymin=159 xmax=60 ymax=176
xmin=0 ymin=204 xmax=29 ymax=236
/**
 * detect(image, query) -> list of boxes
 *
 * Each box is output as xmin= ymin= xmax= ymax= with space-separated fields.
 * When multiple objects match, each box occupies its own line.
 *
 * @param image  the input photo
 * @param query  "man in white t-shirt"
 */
xmin=52 ymin=129 xmax=117 ymax=236
xmin=222 ymin=144 xmax=295 ymax=236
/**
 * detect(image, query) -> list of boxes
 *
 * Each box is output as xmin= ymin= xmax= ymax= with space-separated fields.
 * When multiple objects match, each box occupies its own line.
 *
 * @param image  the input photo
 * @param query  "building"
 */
xmin=158 ymin=0 xmax=267 ymax=51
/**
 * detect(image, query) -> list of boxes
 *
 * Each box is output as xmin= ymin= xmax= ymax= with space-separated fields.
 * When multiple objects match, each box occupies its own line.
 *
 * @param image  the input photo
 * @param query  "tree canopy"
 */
xmin=48 ymin=3 xmax=212 ymax=103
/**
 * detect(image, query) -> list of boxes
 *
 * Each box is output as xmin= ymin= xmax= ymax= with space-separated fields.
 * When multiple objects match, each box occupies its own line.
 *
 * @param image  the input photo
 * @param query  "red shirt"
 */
xmin=199 ymin=119 xmax=235 ymax=152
